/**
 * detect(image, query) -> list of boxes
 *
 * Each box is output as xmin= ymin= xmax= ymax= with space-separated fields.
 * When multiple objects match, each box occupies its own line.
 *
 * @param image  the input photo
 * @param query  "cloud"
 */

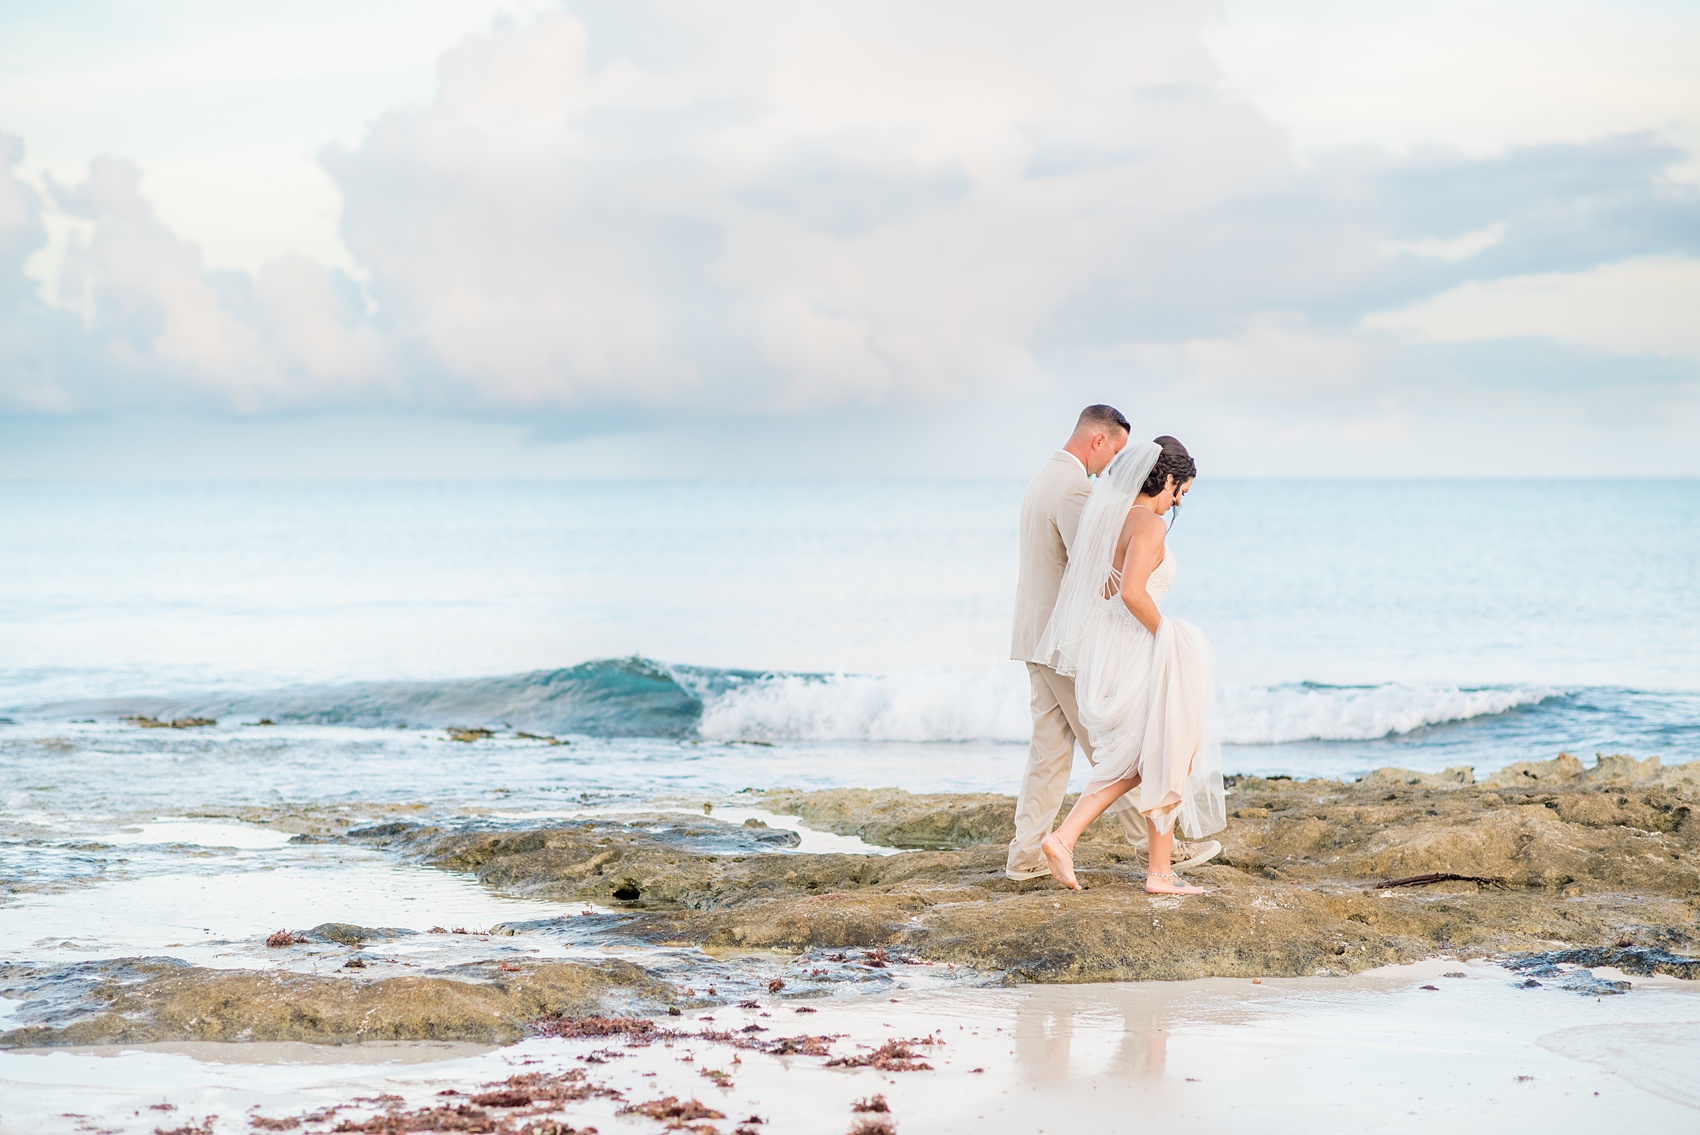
xmin=1364 ymin=254 xmax=1700 ymax=361
xmin=1 ymin=0 xmax=1697 ymax=463
xmin=0 ymin=149 xmax=395 ymax=413
xmin=0 ymin=131 xmax=83 ymax=413
xmin=0 ymin=133 xmax=44 ymax=305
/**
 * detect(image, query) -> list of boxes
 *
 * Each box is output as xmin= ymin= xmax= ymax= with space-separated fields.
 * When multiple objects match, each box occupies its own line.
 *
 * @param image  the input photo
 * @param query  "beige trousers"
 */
xmin=1006 ymin=662 xmax=1144 ymax=876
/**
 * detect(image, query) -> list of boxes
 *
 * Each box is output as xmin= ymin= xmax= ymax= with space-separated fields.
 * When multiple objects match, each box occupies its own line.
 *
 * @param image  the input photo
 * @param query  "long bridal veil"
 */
xmin=1036 ymin=440 xmax=1160 ymax=678
xmin=1035 ymin=439 xmax=1225 ymax=840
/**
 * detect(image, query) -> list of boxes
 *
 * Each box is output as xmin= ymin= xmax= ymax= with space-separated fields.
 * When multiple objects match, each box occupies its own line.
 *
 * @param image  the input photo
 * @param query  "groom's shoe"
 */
xmin=1006 ymin=864 xmax=1053 ymax=882
xmin=1134 ymin=839 xmax=1221 ymax=871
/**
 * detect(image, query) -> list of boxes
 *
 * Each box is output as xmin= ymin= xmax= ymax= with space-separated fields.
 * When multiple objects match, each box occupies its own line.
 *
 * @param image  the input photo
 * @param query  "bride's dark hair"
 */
xmin=1140 ymin=436 xmax=1196 ymax=508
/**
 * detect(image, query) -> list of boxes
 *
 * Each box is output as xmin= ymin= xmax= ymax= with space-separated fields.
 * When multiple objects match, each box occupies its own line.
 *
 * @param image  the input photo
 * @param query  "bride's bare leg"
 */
xmin=1040 ymin=777 xmax=1139 ymax=891
xmin=1144 ymin=818 xmax=1204 ymax=895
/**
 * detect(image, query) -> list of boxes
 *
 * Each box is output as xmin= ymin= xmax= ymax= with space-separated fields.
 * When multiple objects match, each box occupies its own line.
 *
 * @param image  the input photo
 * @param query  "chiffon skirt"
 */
xmin=1074 ymin=600 xmax=1226 ymax=839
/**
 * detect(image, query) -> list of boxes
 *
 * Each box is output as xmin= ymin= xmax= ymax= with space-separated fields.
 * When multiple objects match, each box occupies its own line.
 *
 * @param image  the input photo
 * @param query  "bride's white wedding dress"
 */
xmin=1037 ymin=440 xmax=1226 ymax=840
xmin=1072 ymin=542 xmax=1225 ymax=839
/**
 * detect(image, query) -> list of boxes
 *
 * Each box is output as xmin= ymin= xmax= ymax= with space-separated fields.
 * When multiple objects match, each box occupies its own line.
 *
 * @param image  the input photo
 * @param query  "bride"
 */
xmin=1035 ymin=436 xmax=1225 ymax=895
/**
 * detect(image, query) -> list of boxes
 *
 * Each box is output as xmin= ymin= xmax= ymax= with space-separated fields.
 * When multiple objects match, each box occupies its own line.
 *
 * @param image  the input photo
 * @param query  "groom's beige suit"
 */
xmin=1007 ymin=450 xmax=1143 ymax=878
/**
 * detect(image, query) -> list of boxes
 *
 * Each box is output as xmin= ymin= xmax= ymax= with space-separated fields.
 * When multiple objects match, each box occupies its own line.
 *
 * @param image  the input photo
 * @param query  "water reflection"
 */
xmin=1014 ymin=992 xmax=1174 ymax=1082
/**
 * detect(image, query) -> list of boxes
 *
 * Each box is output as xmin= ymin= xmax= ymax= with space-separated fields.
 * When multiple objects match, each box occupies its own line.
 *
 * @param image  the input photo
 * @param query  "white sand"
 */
xmin=3 ymin=958 xmax=1696 ymax=1134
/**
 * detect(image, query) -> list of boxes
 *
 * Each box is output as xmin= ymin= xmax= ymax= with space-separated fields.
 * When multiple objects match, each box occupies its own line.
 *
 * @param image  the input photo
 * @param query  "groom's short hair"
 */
xmin=1076 ymin=404 xmax=1130 ymax=435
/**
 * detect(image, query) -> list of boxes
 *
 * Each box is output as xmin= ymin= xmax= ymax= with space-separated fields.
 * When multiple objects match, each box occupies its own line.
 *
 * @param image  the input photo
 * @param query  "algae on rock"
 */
xmin=0 ymin=958 xmax=671 ymax=1048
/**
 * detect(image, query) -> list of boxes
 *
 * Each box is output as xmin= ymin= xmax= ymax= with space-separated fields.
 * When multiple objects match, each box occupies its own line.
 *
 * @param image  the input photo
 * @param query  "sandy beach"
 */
xmin=4 ymin=959 xmax=1697 ymax=1134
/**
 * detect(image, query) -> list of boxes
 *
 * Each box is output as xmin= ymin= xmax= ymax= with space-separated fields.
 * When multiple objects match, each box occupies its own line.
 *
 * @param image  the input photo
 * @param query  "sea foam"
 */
xmin=1214 ymin=682 xmax=1561 ymax=745
xmin=36 ymin=657 xmax=1563 ymax=747
xmin=696 ymin=668 xmax=1560 ymax=745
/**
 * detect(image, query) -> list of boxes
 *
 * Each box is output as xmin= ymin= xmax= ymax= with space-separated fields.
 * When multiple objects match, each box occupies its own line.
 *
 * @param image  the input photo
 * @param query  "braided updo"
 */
xmin=1139 ymin=435 xmax=1196 ymax=503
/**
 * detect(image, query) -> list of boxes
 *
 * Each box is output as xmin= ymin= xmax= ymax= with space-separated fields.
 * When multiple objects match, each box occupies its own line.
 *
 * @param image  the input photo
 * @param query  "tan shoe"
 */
xmin=1133 ymin=839 xmax=1221 ymax=871
xmin=1005 ymin=864 xmax=1053 ymax=882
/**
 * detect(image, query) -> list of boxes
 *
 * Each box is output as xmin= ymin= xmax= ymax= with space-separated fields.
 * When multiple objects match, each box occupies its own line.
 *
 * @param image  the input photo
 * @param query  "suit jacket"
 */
xmin=1011 ymin=451 xmax=1092 ymax=663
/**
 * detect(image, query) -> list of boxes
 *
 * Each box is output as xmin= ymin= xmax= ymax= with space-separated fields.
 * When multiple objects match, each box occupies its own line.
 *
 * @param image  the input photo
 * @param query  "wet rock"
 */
xmin=0 ymin=959 xmax=673 ymax=1047
xmin=487 ymin=918 xmax=575 ymax=936
xmin=1556 ymin=968 xmax=1631 ymax=995
xmin=349 ymin=814 xmax=827 ymax=904
xmin=1507 ymin=945 xmax=1700 ymax=980
xmin=1216 ymin=765 xmax=1700 ymax=893
xmin=174 ymin=758 xmax=1697 ymax=992
xmin=758 ymin=788 xmax=1020 ymax=850
xmin=1503 ymin=953 xmax=1638 ymax=994
xmin=1483 ymin=753 xmax=1587 ymax=787
xmin=1481 ymin=752 xmax=1700 ymax=792
xmin=0 ymin=957 xmax=193 ymax=1028
xmin=185 ymin=802 xmax=431 ymax=840
xmin=347 ymin=821 xmax=423 ymax=839
xmin=124 ymin=715 xmax=216 ymax=729
xmin=1358 ymin=766 xmax=1475 ymax=789
xmin=354 ymin=758 xmax=1700 ymax=985
xmin=304 ymin=922 xmax=416 ymax=946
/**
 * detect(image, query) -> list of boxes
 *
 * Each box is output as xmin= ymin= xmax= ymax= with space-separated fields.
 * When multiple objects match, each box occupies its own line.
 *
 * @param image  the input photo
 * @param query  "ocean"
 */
xmin=2 ymin=477 xmax=1696 ymax=801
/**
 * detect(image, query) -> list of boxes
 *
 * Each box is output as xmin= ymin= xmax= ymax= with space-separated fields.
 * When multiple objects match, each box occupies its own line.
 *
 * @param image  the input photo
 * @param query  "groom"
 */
xmin=1005 ymin=405 xmax=1220 ymax=880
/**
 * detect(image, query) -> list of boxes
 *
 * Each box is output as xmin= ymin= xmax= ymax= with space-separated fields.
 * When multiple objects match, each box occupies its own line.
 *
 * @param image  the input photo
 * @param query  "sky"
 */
xmin=1 ymin=0 xmax=1697 ymax=478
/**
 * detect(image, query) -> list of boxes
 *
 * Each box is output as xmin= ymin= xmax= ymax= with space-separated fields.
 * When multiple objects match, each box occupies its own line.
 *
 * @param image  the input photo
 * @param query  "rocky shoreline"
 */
xmin=3 ymin=753 xmax=1695 ymax=1049
xmin=390 ymin=752 xmax=1700 ymax=982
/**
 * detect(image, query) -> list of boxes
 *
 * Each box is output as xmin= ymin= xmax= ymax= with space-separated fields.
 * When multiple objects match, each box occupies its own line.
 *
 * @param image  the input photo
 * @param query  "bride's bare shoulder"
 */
xmin=1118 ymin=504 xmax=1165 ymax=557
xmin=1123 ymin=505 xmax=1165 ymax=539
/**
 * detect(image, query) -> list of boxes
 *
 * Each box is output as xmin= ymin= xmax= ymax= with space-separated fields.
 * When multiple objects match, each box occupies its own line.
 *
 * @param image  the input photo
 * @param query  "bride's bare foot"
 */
xmin=1040 ymin=834 xmax=1083 ymax=891
xmin=1145 ymin=871 xmax=1204 ymax=896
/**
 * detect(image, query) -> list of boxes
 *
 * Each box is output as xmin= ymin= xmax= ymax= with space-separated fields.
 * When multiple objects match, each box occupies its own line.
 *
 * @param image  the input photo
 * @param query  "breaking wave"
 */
xmin=1214 ymin=682 xmax=1563 ymax=745
xmin=698 ymin=672 xmax=1563 ymax=744
xmin=55 ymin=657 xmax=1568 ymax=746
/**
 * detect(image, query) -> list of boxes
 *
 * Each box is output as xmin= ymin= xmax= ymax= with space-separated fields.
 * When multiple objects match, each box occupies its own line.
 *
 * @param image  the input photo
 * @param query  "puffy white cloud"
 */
xmin=1 ymin=0 xmax=1697 ymax=459
xmin=53 ymin=158 xmax=268 ymax=397
xmin=0 ymin=151 xmax=395 ymax=412
xmin=0 ymin=132 xmax=78 ymax=414
xmin=0 ymin=133 xmax=43 ymax=304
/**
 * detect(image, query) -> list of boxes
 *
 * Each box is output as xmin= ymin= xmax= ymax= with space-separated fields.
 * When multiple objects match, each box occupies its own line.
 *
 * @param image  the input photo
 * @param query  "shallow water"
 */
xmin=0 ymin=831 xmax=591 ymax=973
